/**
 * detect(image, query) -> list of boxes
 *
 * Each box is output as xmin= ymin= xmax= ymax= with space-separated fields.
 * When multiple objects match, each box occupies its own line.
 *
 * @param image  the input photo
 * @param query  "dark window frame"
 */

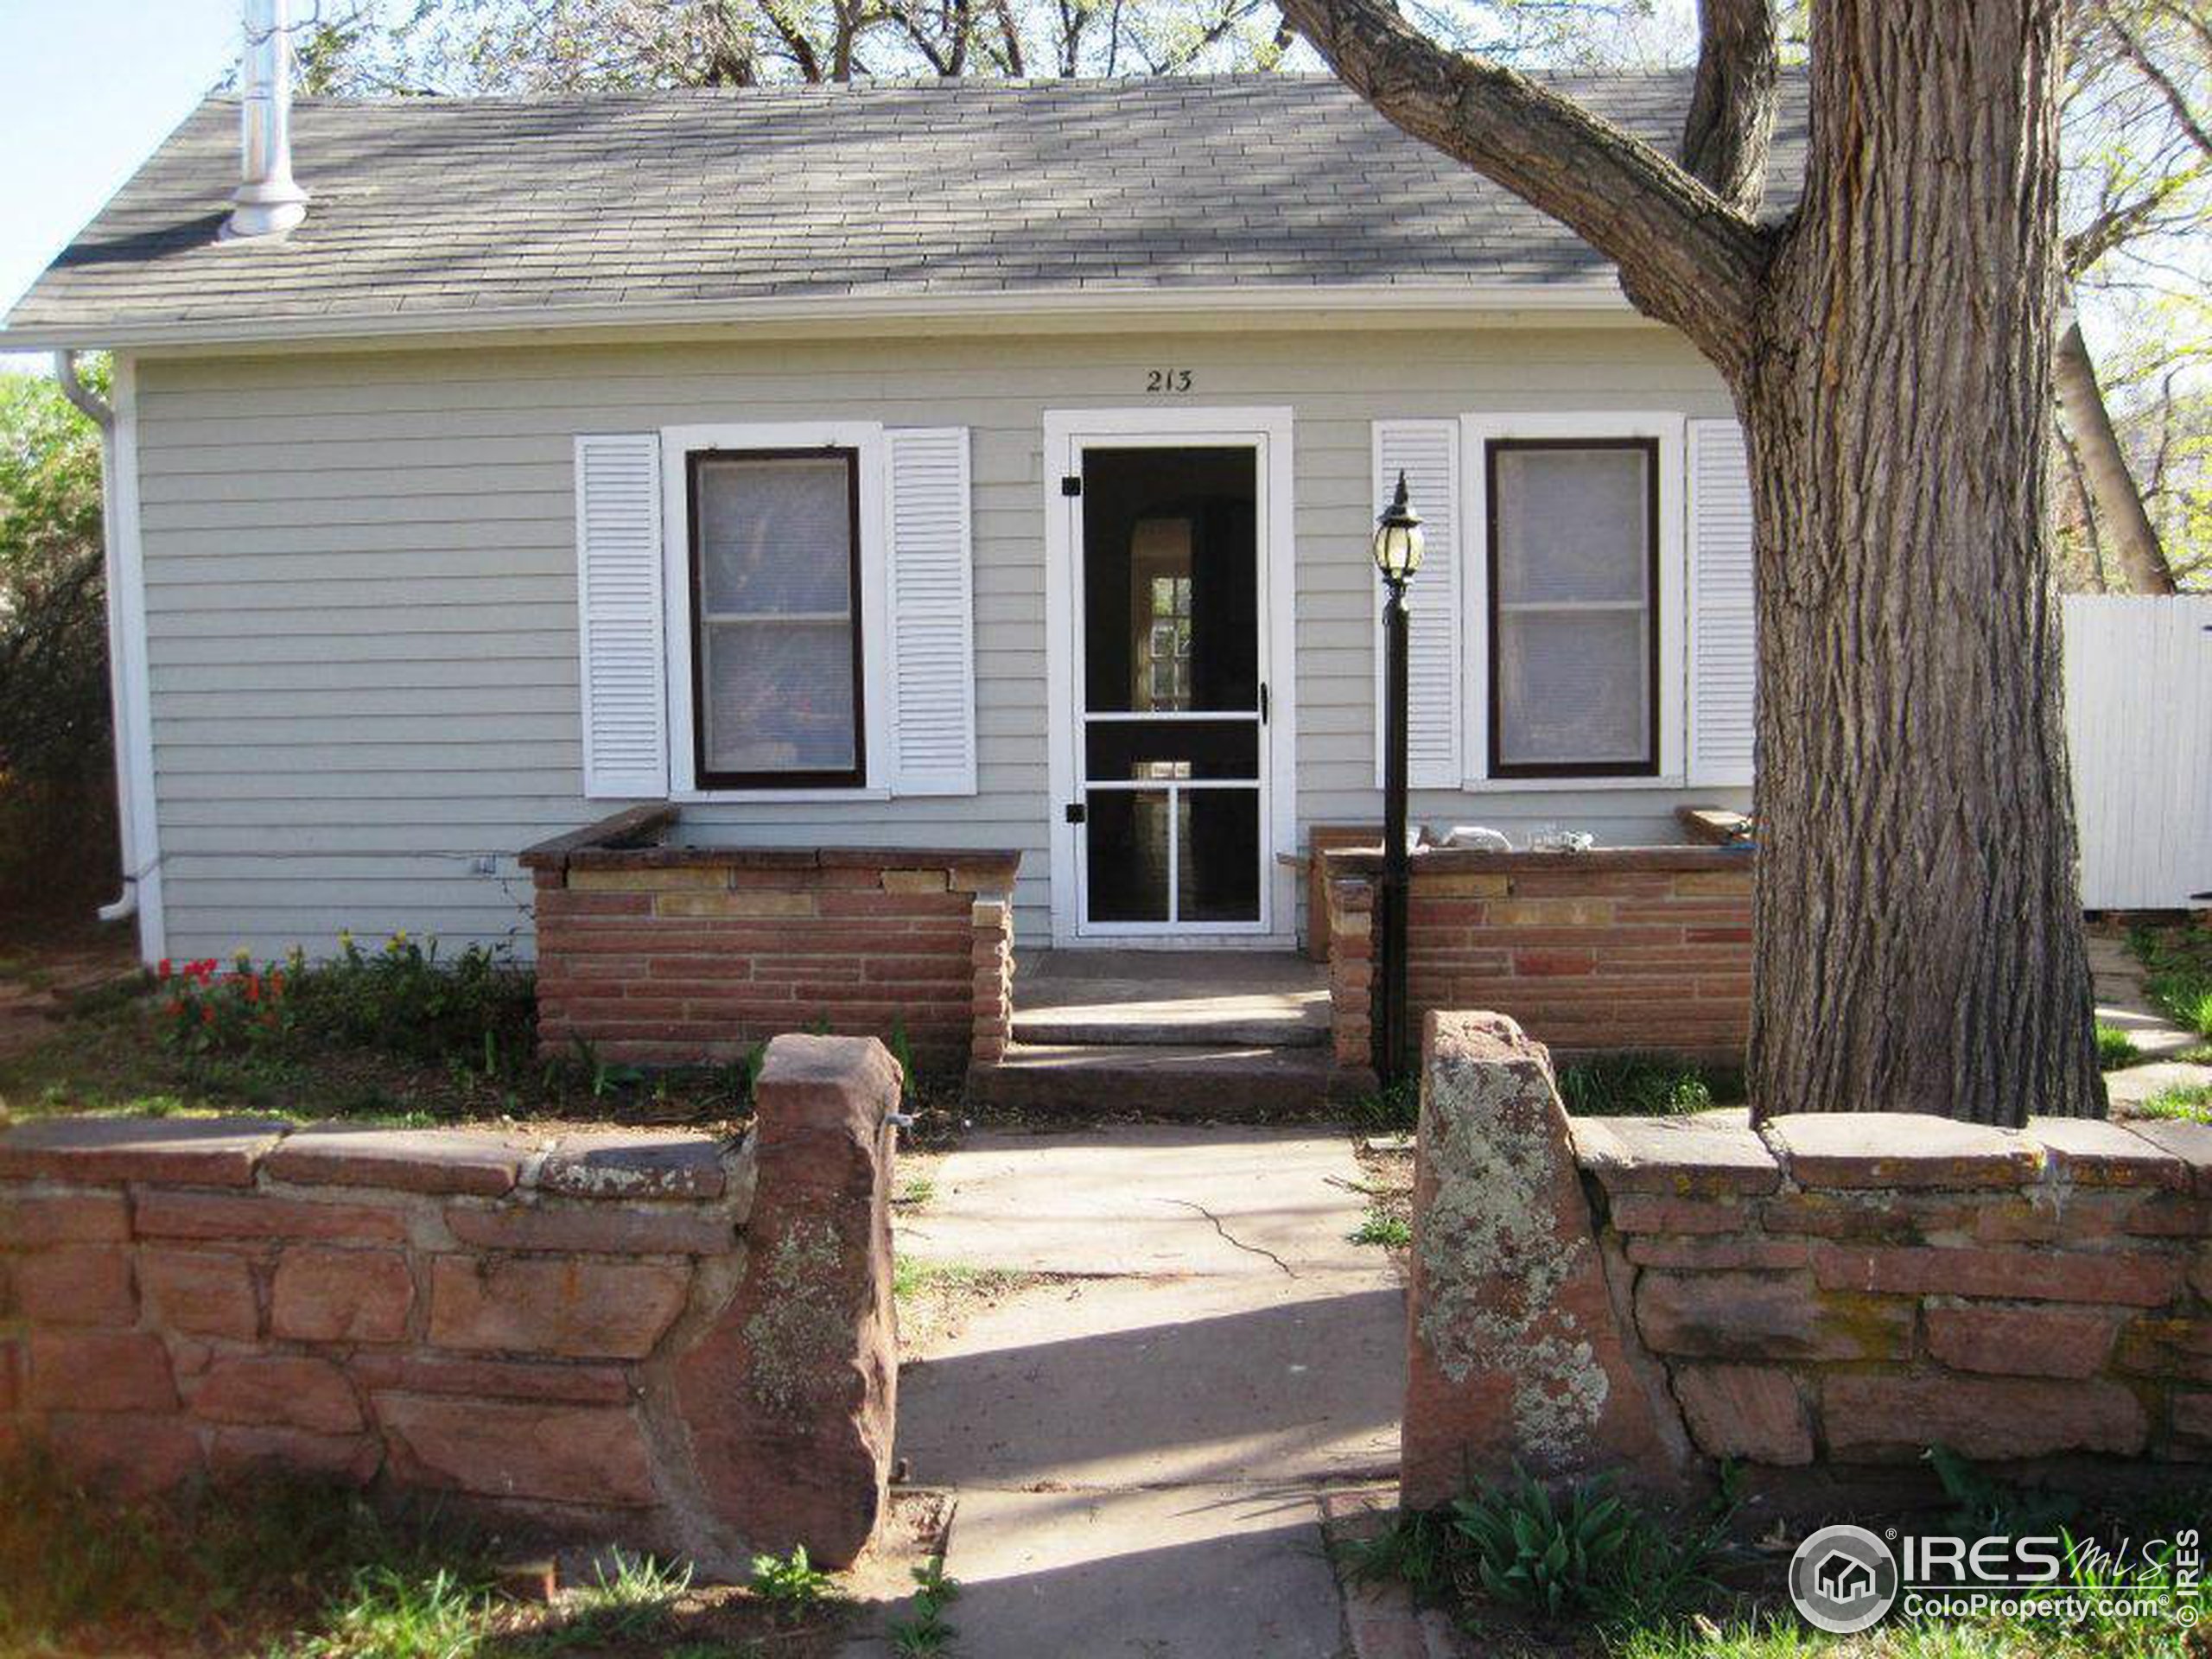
xmin=1484 ymin=435 xmax=1663 ymax=780
xmin=685 ymin=446 xmax=868 ymax=791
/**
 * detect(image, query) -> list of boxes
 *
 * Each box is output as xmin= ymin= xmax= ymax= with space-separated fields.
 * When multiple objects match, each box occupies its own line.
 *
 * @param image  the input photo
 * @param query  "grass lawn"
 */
xmin=0 ymin=1457 xmax=862 ymax=1658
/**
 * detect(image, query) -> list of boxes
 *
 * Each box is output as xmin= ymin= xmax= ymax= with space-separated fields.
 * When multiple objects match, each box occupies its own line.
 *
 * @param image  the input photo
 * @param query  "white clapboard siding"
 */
xmin=573 ymin=434 xmax=668 ymax=799
xmin=1372 ymin=420 xmax=1461 ymax=788
xmin=1688 ymin=417 xmax=1757 ymax=788
xmin=886 ymin=427 xmax=979 ymax=796
xmin=2064 ymin=594 xmax=2212 ymax=910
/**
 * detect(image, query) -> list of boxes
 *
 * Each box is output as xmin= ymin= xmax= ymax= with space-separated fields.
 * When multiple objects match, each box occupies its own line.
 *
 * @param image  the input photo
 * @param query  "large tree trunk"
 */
xmin=1745 ymin=0 xmax=2100 ymax=1118
xmin=2054 ymin=317 xmax=2180 ymax=594
xmin=1279 ymin=0 xmax=2104 ymax=1123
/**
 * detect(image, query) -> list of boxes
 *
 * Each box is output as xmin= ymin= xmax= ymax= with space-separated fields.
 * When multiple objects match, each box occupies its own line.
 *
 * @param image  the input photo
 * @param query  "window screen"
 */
xmin=1487 ymin=440 xmax=1659 ymax=776
xmin=688 ymin=450 xmax=864 ymax=786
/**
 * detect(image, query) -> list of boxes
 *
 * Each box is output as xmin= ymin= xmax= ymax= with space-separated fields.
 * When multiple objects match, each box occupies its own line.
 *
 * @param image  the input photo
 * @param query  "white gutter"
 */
xmin=54 ymin=352 xmax=162 ymax=958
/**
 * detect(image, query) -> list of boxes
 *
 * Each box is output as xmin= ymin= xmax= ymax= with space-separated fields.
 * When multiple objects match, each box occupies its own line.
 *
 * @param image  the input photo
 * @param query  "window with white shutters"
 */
xmin=574 ymin=423 xmax=979 ymax=802
xmin=1484 ymin=438 xmax=1662 ymax=779
xmin=685 ymin=448 xmax=867 ymax=789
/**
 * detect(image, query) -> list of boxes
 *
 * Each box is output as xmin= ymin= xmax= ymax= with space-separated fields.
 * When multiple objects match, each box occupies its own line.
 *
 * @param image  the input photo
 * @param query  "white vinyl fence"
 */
xmin=2063 ymin=594 xmax=2212 ymax=911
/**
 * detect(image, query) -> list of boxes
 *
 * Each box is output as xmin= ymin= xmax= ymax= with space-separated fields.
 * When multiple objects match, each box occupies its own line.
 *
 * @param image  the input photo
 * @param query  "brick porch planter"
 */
xmin=1323 ymin=843 xmax=1753 ymax=1086
xmin=523 ymin=806 xmax=1019 ymax=1074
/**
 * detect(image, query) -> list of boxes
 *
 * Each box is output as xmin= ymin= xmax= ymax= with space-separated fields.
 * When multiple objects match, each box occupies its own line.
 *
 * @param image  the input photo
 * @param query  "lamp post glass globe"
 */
xmin=1373 ymin=470 xmax=1425 ymax=583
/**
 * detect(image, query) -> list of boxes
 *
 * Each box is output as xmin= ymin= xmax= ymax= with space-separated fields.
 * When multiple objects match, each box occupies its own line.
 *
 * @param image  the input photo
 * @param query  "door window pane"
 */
xmin=1085 ymin=720 xmax=1260 ymax=782
xmin=1085 ymin=790 xmax=1171 ymax=922
xmin=1179 ymin=789 xmax=1262 ymax=922
xmin=691 ymin=451 xmax=861 ymax=783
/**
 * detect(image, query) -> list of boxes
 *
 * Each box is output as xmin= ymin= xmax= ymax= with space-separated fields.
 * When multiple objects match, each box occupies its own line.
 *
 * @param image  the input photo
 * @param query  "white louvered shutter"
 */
xmin=573 ymin=434 xmax=669 ymax=799
xmin=886 ymin=427 xmax=979 ymax=796
xmin=1372 ymin=421 xmax=1461 ymax=788
xmin=1687 ymin=418 xmax=1758 ymax=788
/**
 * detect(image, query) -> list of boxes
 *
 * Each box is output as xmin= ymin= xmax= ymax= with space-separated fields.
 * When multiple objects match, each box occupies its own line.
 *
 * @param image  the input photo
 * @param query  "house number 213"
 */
xmin=1146 ymin=369 xmax=1194 ymax=393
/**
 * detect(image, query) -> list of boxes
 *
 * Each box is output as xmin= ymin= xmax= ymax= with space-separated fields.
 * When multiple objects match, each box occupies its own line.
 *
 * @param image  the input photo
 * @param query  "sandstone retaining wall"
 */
xmin=0 ymin=1033 xmax=901 ymax=1569
xmin=524 ymin=806 xmax=1019 ymax=1073
xmin=1325 ymin=847 xmax=1752 ymax=1084
xmin=1404 ymin=1009 xmax=2212 ymax=1510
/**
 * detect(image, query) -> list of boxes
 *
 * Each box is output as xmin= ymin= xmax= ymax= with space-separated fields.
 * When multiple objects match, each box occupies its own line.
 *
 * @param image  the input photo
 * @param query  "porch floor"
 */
xmin=1010 ymin=950 xmax=1330 ymax=1049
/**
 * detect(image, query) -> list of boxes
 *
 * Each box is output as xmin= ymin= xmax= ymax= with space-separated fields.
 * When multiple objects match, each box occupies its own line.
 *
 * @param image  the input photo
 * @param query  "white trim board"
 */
xmin=1041 ymin=406 xmax=1299 ymax=950
xmin=0 ymin=280 xmax=1644 ymax=353
xmin=110 ymin=355 xmax=164 ymax=964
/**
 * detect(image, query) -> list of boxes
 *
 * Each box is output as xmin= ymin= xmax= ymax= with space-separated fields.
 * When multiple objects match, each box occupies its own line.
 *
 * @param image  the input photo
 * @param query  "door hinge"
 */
xmin=1260 ymin=683 xmax=1270 ymax=725
xmin=1065 ymin=802 xmax=1087 ymax=824
xmin=1061 ymin=474 xmax=1083 ymax=497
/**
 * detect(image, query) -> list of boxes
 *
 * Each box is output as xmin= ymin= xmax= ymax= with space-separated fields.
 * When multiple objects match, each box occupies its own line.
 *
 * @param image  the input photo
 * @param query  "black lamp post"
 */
xmin=1371 ymin=471 xmax=1424 ymax=1086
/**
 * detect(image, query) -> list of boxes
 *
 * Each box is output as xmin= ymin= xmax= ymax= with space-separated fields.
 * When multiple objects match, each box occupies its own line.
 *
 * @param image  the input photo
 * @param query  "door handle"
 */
xmin=1259 ymin=683 xmax=1270 ymax=725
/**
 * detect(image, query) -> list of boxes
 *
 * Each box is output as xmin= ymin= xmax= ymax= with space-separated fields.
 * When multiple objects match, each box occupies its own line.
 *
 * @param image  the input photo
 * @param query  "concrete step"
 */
xmin=1012 ymin=1007 xmax=1327 ymax=1048
xmin=968 ymin=1042 xmax=1344 ymax=1119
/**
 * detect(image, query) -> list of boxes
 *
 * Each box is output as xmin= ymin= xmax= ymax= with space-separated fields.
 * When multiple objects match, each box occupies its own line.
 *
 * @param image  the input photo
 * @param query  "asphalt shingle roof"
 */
xmin=3 ymin=71 xmax=1808 ymax=346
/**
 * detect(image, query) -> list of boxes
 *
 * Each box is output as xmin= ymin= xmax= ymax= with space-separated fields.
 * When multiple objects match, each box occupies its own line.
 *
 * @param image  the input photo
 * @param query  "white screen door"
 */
xmin=1072 ymin=442 xmax=1269 ymax=935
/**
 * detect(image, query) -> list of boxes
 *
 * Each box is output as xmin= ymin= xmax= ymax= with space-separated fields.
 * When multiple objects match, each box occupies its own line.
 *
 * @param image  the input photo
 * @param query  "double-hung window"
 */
xmin=1484 ymin=437 xmax=1662 ymax=779
xmin=684 ymin=448 xmax=867 ymax=790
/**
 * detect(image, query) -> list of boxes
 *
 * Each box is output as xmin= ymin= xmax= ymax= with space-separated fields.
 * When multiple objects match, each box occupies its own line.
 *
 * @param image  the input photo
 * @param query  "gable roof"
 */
xmin=1 ymin=71 xmax=1808 ymax=350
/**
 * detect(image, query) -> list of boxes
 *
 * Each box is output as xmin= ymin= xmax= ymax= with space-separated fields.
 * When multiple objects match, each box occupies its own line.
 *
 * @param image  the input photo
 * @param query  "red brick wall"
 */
xmin=1325 ymin=847 xmax=1751 ymax=1078
xmin=527 ymin=837 xmax=1019 ymax=1072
xmin=0 ymin=1035 xmax=902 ymax=1567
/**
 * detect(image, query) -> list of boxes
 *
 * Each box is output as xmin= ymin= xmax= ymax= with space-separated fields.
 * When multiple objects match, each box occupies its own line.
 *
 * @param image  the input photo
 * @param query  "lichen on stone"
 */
xmin=743 ymin=1217 xmax=853 ymax=1417
xmin=1415 ymin=1046 xmax=1612 ymax=1463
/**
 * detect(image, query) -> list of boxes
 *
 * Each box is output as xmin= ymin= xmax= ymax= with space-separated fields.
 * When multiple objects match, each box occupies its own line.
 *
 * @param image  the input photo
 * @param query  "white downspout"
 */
xmin=54 ymin=352 xmax=138 ymax=925
xmin=225 ymin=0 xmax=308 ymax=239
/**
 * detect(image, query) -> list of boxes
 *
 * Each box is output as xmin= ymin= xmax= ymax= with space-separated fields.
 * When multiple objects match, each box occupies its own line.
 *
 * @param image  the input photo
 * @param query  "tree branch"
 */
xmin=2100 ymin=0 xmax=2212 ymax=163
xmin=1274 ymin=0 xmax=1773 ymax=369
xmin=1680 ymin=0 xmax=1780 ymax=213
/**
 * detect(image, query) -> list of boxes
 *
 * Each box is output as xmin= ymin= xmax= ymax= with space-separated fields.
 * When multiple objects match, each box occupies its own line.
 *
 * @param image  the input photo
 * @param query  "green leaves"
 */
xmin=1449 ymin=1465 xmax=1642 ymax=1619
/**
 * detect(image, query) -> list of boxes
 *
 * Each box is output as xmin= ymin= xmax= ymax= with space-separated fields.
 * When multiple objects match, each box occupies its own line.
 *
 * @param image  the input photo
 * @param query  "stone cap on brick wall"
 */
xmin=521 ymin=803 xmax=1021 ymax=888
xmin=1322 ymin=844 xmax=1753 ymax=879
xmin=1573 ymin=1110 xmax=2212 ymax=1196
xmin=519 ymin=803 xmax=679 ymax=870
xmin=0 ymin=1115 xmax=744 ymax=1203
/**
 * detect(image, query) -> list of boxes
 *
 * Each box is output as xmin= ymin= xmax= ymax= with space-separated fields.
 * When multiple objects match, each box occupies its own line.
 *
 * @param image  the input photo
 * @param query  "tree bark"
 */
xmin=1281 ymin=0 xmax=2103 ymax=1123
xmin=2054 ymin=317 xmax=2180 ymax=594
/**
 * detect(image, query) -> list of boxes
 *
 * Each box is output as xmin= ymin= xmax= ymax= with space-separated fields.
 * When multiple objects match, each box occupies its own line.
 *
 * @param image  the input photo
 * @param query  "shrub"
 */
xmin=1556 ymin=1055 xmax=1738 ymax=1116
xmin=156 ymin=932 xmax=536 ymax=1075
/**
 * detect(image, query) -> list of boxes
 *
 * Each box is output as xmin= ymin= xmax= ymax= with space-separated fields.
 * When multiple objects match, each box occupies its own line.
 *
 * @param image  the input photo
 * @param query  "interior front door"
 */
xmin=1073 ymin=442 xmax=1267 ymax=934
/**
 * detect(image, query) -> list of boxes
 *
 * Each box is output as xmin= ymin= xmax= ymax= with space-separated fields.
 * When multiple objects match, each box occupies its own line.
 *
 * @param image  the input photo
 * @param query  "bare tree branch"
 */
xmin=2101 ymin=0 xmax=2212 ymax=162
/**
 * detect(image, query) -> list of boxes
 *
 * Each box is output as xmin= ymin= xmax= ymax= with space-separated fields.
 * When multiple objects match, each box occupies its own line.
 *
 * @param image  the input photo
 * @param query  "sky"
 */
xmin=0 ymin=0 xmax=244 ymax=372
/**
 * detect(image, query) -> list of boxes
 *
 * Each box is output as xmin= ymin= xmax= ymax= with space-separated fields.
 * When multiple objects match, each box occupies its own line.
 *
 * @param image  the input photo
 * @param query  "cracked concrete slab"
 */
xmin=895 ymin=1126 xmax=1380 ymax=1277
xmin=898 ymin=1270 xmax=1402 ymax=1490
xmin=858 ymin=1124 xmax=1398 ymax=1657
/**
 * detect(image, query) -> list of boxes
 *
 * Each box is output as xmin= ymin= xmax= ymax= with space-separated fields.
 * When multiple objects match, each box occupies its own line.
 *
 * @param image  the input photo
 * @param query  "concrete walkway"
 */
xmin=846 ymin=1126 xmax=1402 ymax=1657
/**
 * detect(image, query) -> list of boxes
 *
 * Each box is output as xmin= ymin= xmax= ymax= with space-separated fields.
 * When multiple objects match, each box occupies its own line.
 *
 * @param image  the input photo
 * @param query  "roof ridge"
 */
xmin=238 ymin=64 xmax=1703 ymax=111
